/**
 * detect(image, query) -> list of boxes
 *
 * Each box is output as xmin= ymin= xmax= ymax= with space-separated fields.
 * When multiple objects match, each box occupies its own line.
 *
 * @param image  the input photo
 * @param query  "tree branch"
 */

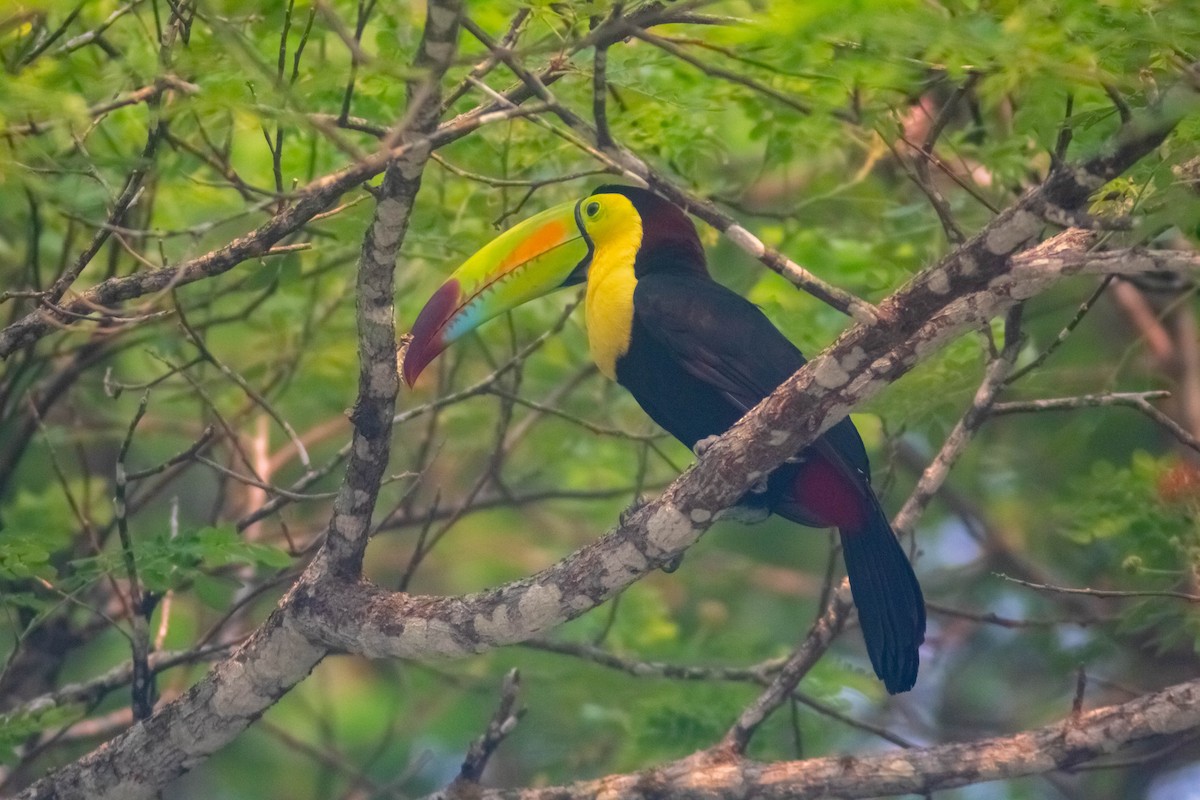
xmin=424 ymin=676 xmax=1200 ymax=799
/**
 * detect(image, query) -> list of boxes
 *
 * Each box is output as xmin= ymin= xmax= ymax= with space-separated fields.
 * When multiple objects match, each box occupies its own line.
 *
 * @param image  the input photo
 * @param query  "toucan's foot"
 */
xmin=693 ymin=435 xmax=721 ymax=457
xmin=748 ymin=474 xmax=769 ymax=494
xmin=619 ymin=495 xmax=647 ymax=526
xmin=717 ymin=503 xmax=771 ymax=525
xmin=661 ymin=552 xmax=686 ymax=573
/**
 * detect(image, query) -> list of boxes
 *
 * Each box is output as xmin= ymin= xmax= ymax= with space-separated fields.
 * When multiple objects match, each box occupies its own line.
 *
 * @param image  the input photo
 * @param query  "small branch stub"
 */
xmin=455 ymin=669 xmax=525 ymax=785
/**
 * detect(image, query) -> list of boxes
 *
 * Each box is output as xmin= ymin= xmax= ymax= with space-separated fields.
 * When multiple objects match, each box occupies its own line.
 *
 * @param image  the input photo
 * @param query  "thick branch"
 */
xmin=14 ymin=612 xmax=324 ymax=800
xmin=428 ymin=676 xmax=1200 ymax=799
xmin=317 ymin=0 xmax=461 ymax=577
xmin=293 ymin=91 xmax=1199 ymax=660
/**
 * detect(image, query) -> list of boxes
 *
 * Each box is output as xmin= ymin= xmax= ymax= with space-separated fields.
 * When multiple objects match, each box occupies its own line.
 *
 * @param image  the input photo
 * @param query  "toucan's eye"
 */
xmin=585 ymin=201 xmax=601 ymax=218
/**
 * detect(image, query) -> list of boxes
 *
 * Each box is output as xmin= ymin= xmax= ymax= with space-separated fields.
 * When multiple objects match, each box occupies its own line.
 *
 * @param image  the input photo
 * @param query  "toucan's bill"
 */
xmin=402 ymin=201 xmax=591 ymax=386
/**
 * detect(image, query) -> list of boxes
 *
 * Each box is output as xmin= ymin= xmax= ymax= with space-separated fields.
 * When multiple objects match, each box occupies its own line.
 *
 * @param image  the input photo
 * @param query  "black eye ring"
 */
xmin=585 ymin=201 xmax=601 ymax=217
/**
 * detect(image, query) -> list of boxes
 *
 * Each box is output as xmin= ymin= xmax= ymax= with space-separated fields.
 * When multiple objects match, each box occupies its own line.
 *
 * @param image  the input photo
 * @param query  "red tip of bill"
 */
xmin=403 ymin=279 xmax=461 ymax=386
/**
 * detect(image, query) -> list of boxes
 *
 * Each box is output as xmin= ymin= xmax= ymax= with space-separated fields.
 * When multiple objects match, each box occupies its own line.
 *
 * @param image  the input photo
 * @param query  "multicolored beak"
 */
xmin=402 ymin=201 xmax=591 ymax=386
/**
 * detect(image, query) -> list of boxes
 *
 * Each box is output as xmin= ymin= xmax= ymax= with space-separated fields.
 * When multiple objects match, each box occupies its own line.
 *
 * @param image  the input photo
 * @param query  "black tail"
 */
xmin=839 ymin=502 xmax=925 ymax=694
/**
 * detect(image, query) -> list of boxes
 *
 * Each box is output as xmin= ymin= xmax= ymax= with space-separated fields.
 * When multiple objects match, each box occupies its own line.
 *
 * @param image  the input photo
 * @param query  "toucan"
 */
xmin=403 ymin=185 xmax=926 ymax=694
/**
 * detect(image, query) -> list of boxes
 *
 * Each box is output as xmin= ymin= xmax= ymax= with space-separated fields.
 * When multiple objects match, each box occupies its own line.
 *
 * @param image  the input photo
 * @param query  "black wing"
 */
xmin=631 ymin=272 xmax=871 ymax=476
xmin=633 ymin=274 xmax=924 ymax=693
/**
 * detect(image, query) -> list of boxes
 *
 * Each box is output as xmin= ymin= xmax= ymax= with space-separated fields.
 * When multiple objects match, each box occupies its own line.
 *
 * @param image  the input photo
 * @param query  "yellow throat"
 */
xmin=584 ymin=199 xmax=643 ymax=380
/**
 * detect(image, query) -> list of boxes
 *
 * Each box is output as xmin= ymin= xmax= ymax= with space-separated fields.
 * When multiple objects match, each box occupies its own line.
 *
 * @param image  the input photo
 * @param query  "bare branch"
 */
xmin=719 ymin=590 xmax=851 ymax=755
xmin=13 ymin=0 xmax=465 ymax=795
xmin=4 ymin=645 xmax=234 ymax=722
xmin=1005 ymin=275 xmax=1114 ymax=384
xmin=113 ymin=391 xmax=154 ymax=721
xmin=422 ymin=676 xmax=1200 ymax=799
xmin=454 ymin=669 xmax=524 ymax=784
xmin=892 ymin=311 xmax=1022 ymax=537
xmin=997 ymin=573 xmax=1200 ymax=603
xmin=990 ymin=390 xmax=1200 ymax=454
xmin=525 ymin=640 xmax=913 ymax=747
xmin=0 ymin=77 xmax=199 ymax=138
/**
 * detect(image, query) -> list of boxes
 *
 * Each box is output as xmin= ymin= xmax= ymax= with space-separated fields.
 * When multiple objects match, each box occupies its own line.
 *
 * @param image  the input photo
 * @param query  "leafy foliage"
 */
xmin=0 ymin=0 xmax=1199 ymax=798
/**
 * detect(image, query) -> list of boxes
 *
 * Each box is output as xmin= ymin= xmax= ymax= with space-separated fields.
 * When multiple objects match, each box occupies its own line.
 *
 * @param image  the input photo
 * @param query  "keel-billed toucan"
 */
xmin=403 ymin=185 xmax=926 ymax=694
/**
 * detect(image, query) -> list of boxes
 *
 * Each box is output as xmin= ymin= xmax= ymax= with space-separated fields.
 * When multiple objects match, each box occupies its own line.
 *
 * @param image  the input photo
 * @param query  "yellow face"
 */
xmin=578 ymin=192 xmax=644 ymax=380
xmin=576 ymin=192 xmax=641 ymax=250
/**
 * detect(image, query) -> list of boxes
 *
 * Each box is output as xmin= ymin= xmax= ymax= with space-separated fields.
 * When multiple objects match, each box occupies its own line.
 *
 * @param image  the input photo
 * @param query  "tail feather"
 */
xmin=839 ymin=502 xmax=925 ymax=694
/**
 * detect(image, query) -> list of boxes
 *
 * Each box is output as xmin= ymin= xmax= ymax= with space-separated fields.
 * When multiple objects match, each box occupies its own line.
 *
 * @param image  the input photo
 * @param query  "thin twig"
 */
xmin=628 ymin=25 xmax=830 ymax=120
xmin=175 ymin=298 xmax=313 ymax=470
xmin=1006 ymin=276 xmax=1114 ymax=385
xmin=927 ymin=601 xmax=1106 ymax=629
xmin=525 ymin=639 xmax=916 ymax=747
xmin=990 ymin=390 xmax=1199 ymax=454
xmin=893 ymin=310 xmax=1023 ymax=537
xmin=114 ymin=391 xmax=155 ymax=721
xmin=441 ymin=8 xmax=531 ymax=111
xmin=996 ymin=573 xmax=1200 ymax=603
xmin=719 ymin=590 xmax=853 ymax=755
xmin=194 ymin=456 xmax=341 ymax=502
xmin=454 ymin=669 xmax=524 ymax=784
xmin=125 ymin=425 xmax=215 ymax=480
